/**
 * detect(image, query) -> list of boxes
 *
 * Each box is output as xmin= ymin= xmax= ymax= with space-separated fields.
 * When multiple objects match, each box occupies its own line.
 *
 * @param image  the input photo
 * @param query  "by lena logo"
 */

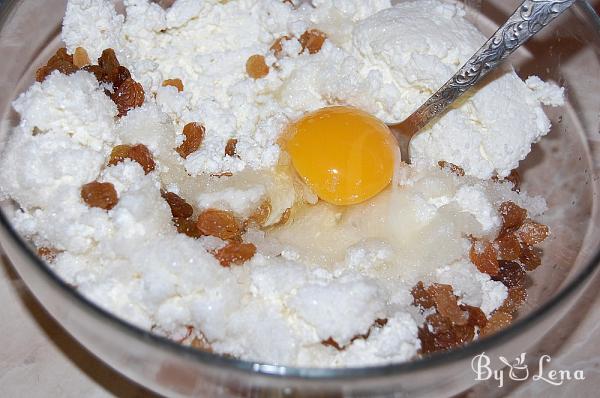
xmin=471 ymin=352 xmax=585 ymax=388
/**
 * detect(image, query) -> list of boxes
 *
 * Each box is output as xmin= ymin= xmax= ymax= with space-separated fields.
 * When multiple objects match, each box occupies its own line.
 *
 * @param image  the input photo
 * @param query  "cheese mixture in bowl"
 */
xmin=0 ymin=0 xmax=564 ymax=367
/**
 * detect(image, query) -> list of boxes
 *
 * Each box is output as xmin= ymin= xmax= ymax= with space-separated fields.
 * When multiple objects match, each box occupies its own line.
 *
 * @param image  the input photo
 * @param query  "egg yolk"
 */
xmin=285 ymin=106 xmax=397 ymax=206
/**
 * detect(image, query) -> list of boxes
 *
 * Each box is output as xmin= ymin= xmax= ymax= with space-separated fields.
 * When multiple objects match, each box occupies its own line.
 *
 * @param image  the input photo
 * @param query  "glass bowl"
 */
xmin=0 ymin=1 xmax=599 ymax=396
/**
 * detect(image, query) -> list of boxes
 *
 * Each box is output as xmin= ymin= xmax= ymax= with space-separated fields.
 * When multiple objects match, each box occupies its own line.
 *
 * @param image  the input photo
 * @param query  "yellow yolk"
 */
xmin=285 ymin=106 xmax=397 ymax=206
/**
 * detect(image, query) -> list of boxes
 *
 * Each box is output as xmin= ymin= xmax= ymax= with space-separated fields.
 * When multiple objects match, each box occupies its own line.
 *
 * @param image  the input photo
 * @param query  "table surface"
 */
xmin=2 ymin=1 xmax=600 ymax=397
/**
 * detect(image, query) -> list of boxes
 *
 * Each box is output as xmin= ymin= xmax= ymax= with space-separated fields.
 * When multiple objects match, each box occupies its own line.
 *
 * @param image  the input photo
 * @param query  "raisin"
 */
xmin=108 ymin=145 xmax=132 ymax=166
xmin=497 ymin=286 xmax=527 ymax=315
xmin=98 ymin=48 xmax=120 ymax=75
xmin=81 ymin=181 xmax=118 ymax=210
xmin=246 ymin=54 xmax=269 ymax=79
xmin=270 ymin=35 xmax=293 ymax=58
xmin=469 ymin=240 xmax=500 ymax=276
xmin=162 ymin=78 xmax=184 ymax=92
xmin=111 ymin=78 xmax=145 ymax=117
xmin=438 ymin=160 xmax=465 ymax=176
xmin=213 ymin=242 xmax=256 ymax=267
xmin=505 ymin=170 xmax=521 ymax=192
xmin=461 ymin=304 xmax=487 ymax=329
xmin=322 ymin=337 xmax=342 ymax=350
xmin=190 ymin=335 xmax=212 ymax=352
xmin=299 ymin=29 xmax=327 ymax=54
xmin=35 ymin=67 xmax=51 ymax=82
xmin=225 ymin=138 xmax=237 ymax=157
xmin=419 ymin=313 xmax=474 ymax=354
xmin=481 ymin=311 xmax=512 ymax=336
xmin=162 ymin=191 xmax=193 ymax=218
xmin=275 ymin=208 xmax=292 ymax=226
xmin=429 ymin=284 xmax=468 ymax=325
xmin=173 ymin=217 xmax=203 ymax=238
xmin=494 ymin=261 xmax=527 ymax=289
xmin=517 ymin=219 xmax=549 ymax=246
xmin=176 ymin=123 xmax=205 ymax=159
xmin=197 ymin=209 xmax=241 ymax=240
xmin=83 ymin=65 xmax=109 ymax=83
xmin=37 ymin=247 xmax=60 ymax=262
xmin=246 ymin=200 xmax=271 ymax=227
xmin=518 ymin=243 xmax=542 ymax=271
xmin=73 ymin=47 xmax=91 ymax=68
xmin=412 ymin=281 xmax=435 ymax=309
xmin=129 ymin=144 xmax=155 ymax=173
xmin=499 ymin=201 xmax=527 ymax=232
xmin=112 ymin=66 xmax=132 ymax=89
xmin=54 ymin=47 xmax=74 ymax=63
xmin=494 ymin=233 xmax=521 ymax=261
xmin=108 ymin=144 xmax=155 ymax=174
xmin=36 ymin=48 xmax=78 ymax=82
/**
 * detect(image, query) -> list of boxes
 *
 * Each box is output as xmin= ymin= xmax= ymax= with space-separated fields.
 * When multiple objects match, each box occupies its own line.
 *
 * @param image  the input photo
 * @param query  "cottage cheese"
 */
xmin=0 ymin=0 xmax=560 ymax=367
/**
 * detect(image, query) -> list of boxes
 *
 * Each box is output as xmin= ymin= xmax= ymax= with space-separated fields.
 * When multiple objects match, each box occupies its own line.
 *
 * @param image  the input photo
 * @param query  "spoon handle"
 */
xmin=393 ymin=0 xmax=575 ymax=136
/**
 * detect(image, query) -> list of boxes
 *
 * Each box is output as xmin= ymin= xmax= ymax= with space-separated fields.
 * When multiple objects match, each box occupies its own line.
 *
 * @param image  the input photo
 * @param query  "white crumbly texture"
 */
xmin=0 ymin=0 xmax=558 ymax=367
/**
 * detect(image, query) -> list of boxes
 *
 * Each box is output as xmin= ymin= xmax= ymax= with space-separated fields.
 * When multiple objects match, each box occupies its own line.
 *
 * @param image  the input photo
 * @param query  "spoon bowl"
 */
xmin=390 ymin=0 xmax=576 ymax=161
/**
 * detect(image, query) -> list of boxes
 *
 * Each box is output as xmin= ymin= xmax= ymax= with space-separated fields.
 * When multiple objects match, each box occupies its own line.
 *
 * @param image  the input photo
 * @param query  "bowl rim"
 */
xmin=1 ymin=0 xmax=600 ymax=382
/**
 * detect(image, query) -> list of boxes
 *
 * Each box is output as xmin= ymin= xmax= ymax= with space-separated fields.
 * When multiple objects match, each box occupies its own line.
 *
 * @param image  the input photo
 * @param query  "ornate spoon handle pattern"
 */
xmin=392 ymin=0 xmax=575 ymax=137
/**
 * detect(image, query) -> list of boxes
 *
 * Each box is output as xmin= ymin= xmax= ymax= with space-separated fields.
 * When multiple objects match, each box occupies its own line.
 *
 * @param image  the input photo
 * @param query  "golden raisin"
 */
xmin=112 ymin=78 xmax=145 ymax=117
xmin=213 ymin=242 xmax=256 ymax=267
xmin=438 ymin=160 xmax=465 ymax=176
xmin=129 ymin=144 xmax=155 ymax=174
xmin=497 ymin=286 xmax=527 ymax=315
xmin=246 ymin=200 xmax=271 ymax=227
xmin=81 ymin=181 xmax=118 ymax=210
xmin=162 ymin=191 xmax=193 ymax=218
xmin=225 ymin=138 xmax=237 ymax=157
xmin=274 ymin=208 xmax=292 ymax=226
xmin=429 ymin=284 xmax=468 ymax=325
xmin=418 ymin=313 xmax=474 ymax=354
xmin=411 ymin=281 xmax=435 ymax=309
xmin=481 ymin=311 xmax=512 ymax=336
xmin=322 ymin=337 xmax=343 ymax=350
xmin=270 ymin=35 xmax=293 ymax=58
xmin=36 ymin=47 xmax=78 ymax=82
xmin=469 ymin=240 xmax=500 ymax=276
xmin=112 ymin=66 xmax=132 ymax=89
xmin=519 ymin=243 xmax=542 ymax=271
xmin=499 ymin=201 xmax=527 ymax=231
xmin=37 ymin=247 xmax=60 ymax=262
xmin=82 ymin=64 xmax=108 ymax=83
xmin=162 ymin=78 xmax=184 ymax=92
xmin=462 ymin=304 xmax=487 ymax=330
xmin=54 ymin=47 xmax=74 ymax=63
xmin=173 ymin=217 xmax=203 ymax=239
xmin=176 ymin=123 xmax=205 ymax=159
xmin=492 ymin=170 xmax=521 ymax=192
xmin=494 ymin=261 xmax=527 ymax=289
xmin=73 ymin=47 xmax=91 ymax=68
xmin=505 ymin=170 xmax=521 ymax=192
xmin=299 ymin=29 xmax=327 ymax=54
xmin=108 ymin=145 xmax=132 ymax=166
xmin=98 ymin=48 xmax=120 ymax=76
xmin=494 ymin=233 xmax=521 ymax=261
xmin=517 ymin=219 xmax=549 ymax=246
xmin=246 ymin=55 xmax=269 ymax=79
xmin=190 ymin=335 xmax=212 ymax=352
xmin=197 ymin=209 xmax=241 ymax=240
xmin=108 ymin=144 xmax=155 ymax=174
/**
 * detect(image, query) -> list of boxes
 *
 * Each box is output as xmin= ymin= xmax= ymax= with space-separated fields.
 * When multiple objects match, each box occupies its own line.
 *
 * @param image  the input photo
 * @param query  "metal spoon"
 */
xmin=391 ymin=0 xmax=575 ymax=160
